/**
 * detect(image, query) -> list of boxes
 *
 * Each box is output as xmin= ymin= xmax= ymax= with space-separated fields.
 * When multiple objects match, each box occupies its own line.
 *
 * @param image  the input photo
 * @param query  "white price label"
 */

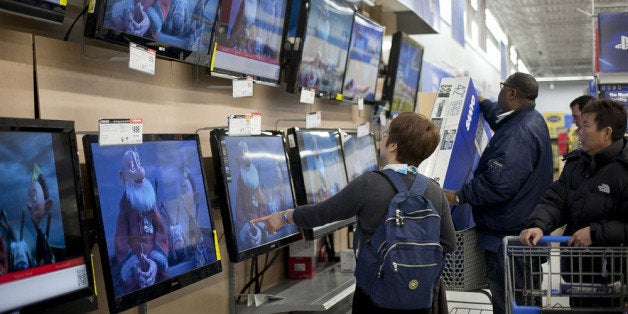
xmin=99 ymin=118 xmax=143 ymax=146
xmin=357 ymin=98 xmax=364 ymax=111
xmin=357 ymin=123 xmax=369 ymax=137
xmin=300 ymin=88 xmax=316 ymax=104
xmin=250 ymin=112 xmax=262 ymax=135
xmin=129 ymin=43 xmax=155 ymax=75
xmin=228 ymin=115 xmax=250 ymax=135
xmin=233 ymin=78 xmax=253 ymax=98
xmin=379 ymin=112 xmax=387 ymax=127
xmin=305 ymin=111 xmax=321 ymax=129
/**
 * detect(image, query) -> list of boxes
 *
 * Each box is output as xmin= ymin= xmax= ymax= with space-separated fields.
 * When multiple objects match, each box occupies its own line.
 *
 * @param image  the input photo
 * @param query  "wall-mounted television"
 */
xmin=286 ymin=127 xmax=353 ymax=240
xmin=84 ymin=0 xmax=220 ymax=66
xmin=82 ymin=134 xmax=222 ymax=313
xmin=383 ymin=31 xmax=424 ymax=115
xmin=340 ymin=130 xmax=378 ymax=181
xmin=341 ymin=13 xmax=384 ymax=102
xmin=210 ymin=0 xmax=291 ymax=86
xmin=0 ymin=118 xmax=95 ymax=313
xmin=285 ymin=0 xmax=354 ymax=99
xmin=209 ymin=129 xmax=301 ymax=263
xmin=0 ymin=0 xmax=65 ymax=23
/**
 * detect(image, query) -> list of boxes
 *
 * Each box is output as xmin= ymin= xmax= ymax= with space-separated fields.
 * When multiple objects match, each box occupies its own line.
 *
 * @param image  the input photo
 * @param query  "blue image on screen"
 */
xmin=89 ymin=140 xmax=217 ymax=297
xmin=102 ymin=0 xmax=219 ymax=53
xmin=296 ymin=0 xmax=354 ymax=96
xmin=222 ymin=136 xmax=299 ymax=253
xmin=343 ymin=133 xmax=378 ymax=181
xmin=343 ymin=15 xmax=383 ymax=101
xmin=392 ymin=39 xmax=422 ymax=113
xmin=0 ymin=132 xmax=66 ymax=273
xmin=298 ymin=131 xmax=348 ymax=204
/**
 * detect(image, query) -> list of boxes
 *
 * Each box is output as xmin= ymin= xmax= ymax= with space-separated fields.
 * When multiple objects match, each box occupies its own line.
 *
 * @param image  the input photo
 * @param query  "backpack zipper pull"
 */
xmin=395 ymin=209 xmax=404 ymax=227
xmin=378 ymin=264 xmax=384 ymax=278
xmin=393 ymin=262 xmax=398 ymax=273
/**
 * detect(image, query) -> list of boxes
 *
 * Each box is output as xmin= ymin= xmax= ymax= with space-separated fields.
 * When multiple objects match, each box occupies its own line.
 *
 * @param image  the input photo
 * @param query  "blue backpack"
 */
xmin=354 ymin=169 xmax=444 ymax=309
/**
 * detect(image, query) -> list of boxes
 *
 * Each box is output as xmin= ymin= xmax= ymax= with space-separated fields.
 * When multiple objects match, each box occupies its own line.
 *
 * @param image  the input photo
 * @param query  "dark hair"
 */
xmin=570 ymin=95 xmax=594 ymax=111
xmin=508 ymin=72 xmax=538 ymax=101
xmin=581 ymin=99 xmax=627 ymax=142
xmin=386 ymin=112 xmax=440 ymax=166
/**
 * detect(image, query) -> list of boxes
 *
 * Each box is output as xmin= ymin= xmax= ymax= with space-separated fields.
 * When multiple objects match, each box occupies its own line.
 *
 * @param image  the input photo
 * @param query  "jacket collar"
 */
xmin=572 ymin=138 xmax=628 ymax=172
xmin=496 ymin=103 xmax=536 ymax=126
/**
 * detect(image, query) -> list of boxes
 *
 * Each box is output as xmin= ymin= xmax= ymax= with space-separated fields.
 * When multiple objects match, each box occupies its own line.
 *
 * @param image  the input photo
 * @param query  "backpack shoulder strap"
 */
xmin=375 ymin=169 xmax=408 ymax=192
xmin=408 ymin=173 xmax=430 ymax=196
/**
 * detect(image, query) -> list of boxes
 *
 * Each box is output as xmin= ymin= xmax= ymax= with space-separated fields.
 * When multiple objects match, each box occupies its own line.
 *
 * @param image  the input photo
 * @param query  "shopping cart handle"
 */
xmin=539 ymin=235 xmax=570 ymax=243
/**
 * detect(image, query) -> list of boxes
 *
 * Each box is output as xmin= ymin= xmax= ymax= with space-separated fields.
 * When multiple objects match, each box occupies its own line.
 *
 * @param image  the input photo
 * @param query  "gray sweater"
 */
xmin=292 ymin=171 xmax=457 ymax=253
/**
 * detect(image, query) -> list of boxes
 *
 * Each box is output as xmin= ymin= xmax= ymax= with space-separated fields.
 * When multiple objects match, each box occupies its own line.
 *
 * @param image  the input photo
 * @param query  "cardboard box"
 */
xmin=418 ymin=77 xmax=492 ymax=230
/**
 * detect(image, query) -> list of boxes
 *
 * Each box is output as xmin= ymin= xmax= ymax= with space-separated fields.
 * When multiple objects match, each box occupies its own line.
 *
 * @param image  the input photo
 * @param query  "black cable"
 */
xmin=236 ymin=250 xmax=281 ymax=303
xmin=64 ymin=5 xmax=89 ymax=41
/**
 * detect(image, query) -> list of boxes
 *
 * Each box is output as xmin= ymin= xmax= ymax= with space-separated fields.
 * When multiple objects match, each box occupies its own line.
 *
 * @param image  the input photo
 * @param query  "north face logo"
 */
xmin=598 ymin=183 xmax=610 ymax=194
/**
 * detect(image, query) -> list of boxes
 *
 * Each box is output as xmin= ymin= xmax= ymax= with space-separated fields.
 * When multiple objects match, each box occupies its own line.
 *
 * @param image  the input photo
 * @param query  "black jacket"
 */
xmin=527 ymin=138 xmax=628 ymax=246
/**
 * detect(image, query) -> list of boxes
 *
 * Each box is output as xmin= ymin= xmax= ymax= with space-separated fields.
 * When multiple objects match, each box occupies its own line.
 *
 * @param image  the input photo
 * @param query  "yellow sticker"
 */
xmin=213 ymin=229 xmax=221 ymax=260
xmin=335 ymin=93 xmax=343 ymax=101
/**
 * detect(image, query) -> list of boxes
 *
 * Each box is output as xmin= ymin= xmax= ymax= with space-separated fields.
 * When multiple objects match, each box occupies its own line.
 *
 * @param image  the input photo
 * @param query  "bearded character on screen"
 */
xmin=115 ymin=149 xmax=169 ymax=292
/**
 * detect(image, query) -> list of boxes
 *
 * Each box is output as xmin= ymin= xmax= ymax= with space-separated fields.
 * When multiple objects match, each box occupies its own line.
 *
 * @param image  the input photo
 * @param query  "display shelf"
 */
xmin=235 ymin=263 xmax=355 ymax=313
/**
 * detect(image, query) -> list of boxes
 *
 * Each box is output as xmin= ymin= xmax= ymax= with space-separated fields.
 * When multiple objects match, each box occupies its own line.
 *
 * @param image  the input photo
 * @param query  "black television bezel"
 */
xmin=340 ymin=129 xmax=378 ymax=180
xmin=209 ymin=0 xmax=292 ymax=86
xmin=83 ymin=0 xmax=220 ymax=66
xmin=285 ymin=127 xmax=354 ymax=240
xmin=0 ymin=0 xmax=65 ymax=23
xmin=0 ymin=117 xmax=96 ymax=313
xmin=284 ymin=0 xmax=355 ymax=100
xmin=209 ymin=128 xmax=302 ymax=263
xmin=382 ymin=31 xmax=424 ymax=115
xmin=82 ymin=133 xmax=222 ymax=313
xmin=340 ymin=13 xmax=384 ymax=103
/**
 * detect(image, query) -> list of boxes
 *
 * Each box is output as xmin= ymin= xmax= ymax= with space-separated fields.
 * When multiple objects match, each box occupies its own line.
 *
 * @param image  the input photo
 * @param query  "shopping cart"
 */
xmin=504 ymin=236 xmax=628 ymax=313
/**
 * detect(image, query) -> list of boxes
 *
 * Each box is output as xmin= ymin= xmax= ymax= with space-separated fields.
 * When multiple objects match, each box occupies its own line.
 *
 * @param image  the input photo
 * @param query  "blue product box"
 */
xmin=418 ymin=77 xmax=492 ymax=230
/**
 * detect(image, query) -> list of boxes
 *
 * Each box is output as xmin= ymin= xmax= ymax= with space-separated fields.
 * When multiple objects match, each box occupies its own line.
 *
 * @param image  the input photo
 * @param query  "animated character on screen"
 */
xmin=177 ymin=167 xmax=210 ymax=267
xmin=115 ymin=149 xmax=169 ymax=292
xmin=310 ymin=136 xmax=332 ymax=203
xmin=234 ymin=140 xmax=267 ymax=249
xmin=227 ymin=0 xmax=262 ymax=54
xmin=26 ymin=164 xmax=56 ymax=267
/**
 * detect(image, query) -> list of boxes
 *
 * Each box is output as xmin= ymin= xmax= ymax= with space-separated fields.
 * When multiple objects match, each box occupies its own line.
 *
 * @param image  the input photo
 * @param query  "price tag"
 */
xmin=98 ymin=118 xmax=143 ymax=146
xmin=228 ymin=114 xmax=250 ymax=136
xmin=129 ymin=43 xmax=155 ymax=75
xmin=300 ymin=88 xmax=315 ymax=104
xmin=250 ymin=112 xmax=262 ymax=135
xmin=305 ymin=111 xmax=321 ymax=129
xmin=357 ymin=123 xmax=369 ymax=138
xmin=357 ymin=98 xmax=364 ymax=111
xmin=233 ymin=78 xmax=253 ymax=98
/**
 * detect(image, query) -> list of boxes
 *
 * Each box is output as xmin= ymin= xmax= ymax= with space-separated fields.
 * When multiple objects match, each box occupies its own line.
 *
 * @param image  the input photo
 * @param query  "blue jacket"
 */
xmin=458 ymin=99 xmax=553 ymax=252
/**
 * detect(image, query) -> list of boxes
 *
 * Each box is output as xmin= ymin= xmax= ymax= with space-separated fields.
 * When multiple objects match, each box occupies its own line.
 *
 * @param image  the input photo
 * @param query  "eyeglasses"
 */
xmin=500 ymin=82 xmax=514 ymax=90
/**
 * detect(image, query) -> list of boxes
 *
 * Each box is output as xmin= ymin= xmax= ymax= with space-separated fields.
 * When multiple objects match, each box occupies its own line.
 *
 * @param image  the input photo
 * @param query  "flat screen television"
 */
xmin=0 ymin=0 xmax=65 ymax=23
xmin=383 ymin=31 xmax=424 ymax=116
xmin=0 ymin=118 xmax=95 ymax=313
xmin=285 ymin=0 xmax=354 ymax=99
xmin=82 ymin=134 xmax=222 ymax=313
xmin=341 ymin=13 xmax=384 ymax=102
xmin=210 ymin=0 xmax=291 ymax=85
xmin=209 ymin=129 xmax=301 ymax=263
xmin=84 ymin=0 xmax=220 ymax=66
xmin=286 ymin=127 xmax=353 ymax=240
xmin=341 ymin=130 xmax=378 ymax=181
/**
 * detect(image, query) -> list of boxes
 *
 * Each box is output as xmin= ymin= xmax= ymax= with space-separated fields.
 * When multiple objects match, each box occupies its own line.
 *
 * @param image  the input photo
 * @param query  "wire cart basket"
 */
xmin=504 ymin=235 xmax=628 ymax=313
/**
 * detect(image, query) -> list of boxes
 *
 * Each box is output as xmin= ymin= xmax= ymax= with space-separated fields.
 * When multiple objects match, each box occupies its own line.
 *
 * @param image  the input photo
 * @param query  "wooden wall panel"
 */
xmin=0 ymin=29 xmax=34 ymax=118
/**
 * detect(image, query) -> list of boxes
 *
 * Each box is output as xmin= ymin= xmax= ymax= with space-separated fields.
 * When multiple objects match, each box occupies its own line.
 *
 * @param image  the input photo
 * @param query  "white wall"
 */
xmin=536 ymin=80 xmax=591 ymax=114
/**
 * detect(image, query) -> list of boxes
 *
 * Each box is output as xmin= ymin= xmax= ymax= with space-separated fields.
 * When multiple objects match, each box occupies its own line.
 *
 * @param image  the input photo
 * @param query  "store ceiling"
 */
xmin=486 ymin=0 xmax=628 ymax=78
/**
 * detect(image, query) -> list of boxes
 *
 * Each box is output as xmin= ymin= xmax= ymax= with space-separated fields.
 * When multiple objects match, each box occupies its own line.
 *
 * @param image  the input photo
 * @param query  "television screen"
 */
xmin=286 ymin=128 xmax=353 ymax=240
xmin=210 ymin=0 xmax=290 ymax=85
xmin=341 ymin=131 xmax=378 ymax=181
xmin=0 ymin=118 xmax=95 ymax=313
xmin=383 ymin=31 xmax=424 ymax=115
xmin=287 ymin=0 xmax=354 ymax=99
xmin=0 ymin=0 xmax=65 ymax=23
xmin=82 ymin=134 xmax=222 ymax=313
xmin=341 ymin=13 xmax=384 ymax=102
xmin=84 ymin=0 xmax=220 ymax=66
xmin=209 ymin=129 xmax=301 ymax=263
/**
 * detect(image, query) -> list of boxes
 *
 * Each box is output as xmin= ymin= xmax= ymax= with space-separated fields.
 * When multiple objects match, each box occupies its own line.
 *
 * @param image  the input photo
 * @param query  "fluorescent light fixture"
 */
xmin=536 ymin=76 xmax=594 ymax=82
